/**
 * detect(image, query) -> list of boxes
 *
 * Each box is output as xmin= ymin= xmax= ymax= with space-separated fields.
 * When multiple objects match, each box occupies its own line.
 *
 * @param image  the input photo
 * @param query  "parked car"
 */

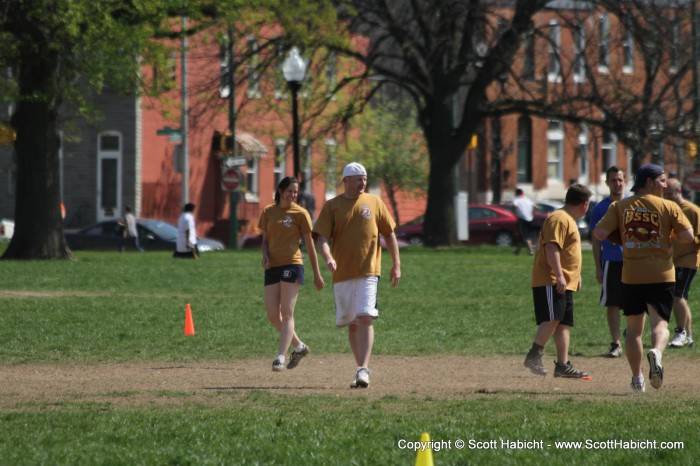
xmin=64 ymin=219 xmax=225 ymax=252
xmin=1 ymin=218 xmax=14 ymax=240
xmin=395 ymin=204 xmax=521 ymax=247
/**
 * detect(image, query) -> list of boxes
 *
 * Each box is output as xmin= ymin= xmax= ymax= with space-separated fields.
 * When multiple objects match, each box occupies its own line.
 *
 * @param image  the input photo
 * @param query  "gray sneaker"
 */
xmin=554 ymin=360 xmax=589 ymax=378
xmin=606 ymin=343 xmax=623 ymax=358
xmin=646 ymin=349 xmax=664 ymax=389
xmin=286 ymin=345 xmax=309 ymax=369
xmin=350 ymin=368 xmax=370 ymax=388
xmin=524 ymin=349 xmax=547 ymax=376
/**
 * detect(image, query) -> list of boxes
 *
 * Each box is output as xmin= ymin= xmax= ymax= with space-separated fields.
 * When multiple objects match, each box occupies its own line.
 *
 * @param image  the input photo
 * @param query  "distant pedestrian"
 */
xmin=589 ymin=166 xmax=626 ymax=357
xmin=174 ymin=203 xmax=199 ymax=259
xmin=523 ymin=184 xmax=592 ymax=379
xmin=259 ymin=177 xmax=325 ymax=372
xmin=663 ymin=178 xmax=698 ymax=349
xmin=313 ymin=162 xmax=401 ymax=388
xmin=119 ymin=206 xmax=143 ymax=253
xmin=513 ymin=188 xmax=535 ymax=255
xmin=593 ymin=163 xmax=693 ymax=393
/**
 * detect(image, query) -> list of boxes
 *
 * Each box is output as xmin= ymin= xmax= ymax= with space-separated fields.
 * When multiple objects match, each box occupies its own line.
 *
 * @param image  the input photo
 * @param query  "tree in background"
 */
xmin=337 ymin=89 xmax=428 ymax=225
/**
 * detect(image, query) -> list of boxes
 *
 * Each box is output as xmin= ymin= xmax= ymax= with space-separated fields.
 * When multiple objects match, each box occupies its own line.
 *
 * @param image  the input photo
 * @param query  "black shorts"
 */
xmin=264 ymin=264 xmax=305 ymax=286
xmin=622 ymin=283 xmax=674 ymax=321
xmin=532 ymin=286 xmax=574 ymax=326
xmin=674 ymin=267 xmax=697 ymax=299
xmin=517 ymin=218 xmax=534 ymax=239
xmin=599 ymin=261 xmax=623 ymax=308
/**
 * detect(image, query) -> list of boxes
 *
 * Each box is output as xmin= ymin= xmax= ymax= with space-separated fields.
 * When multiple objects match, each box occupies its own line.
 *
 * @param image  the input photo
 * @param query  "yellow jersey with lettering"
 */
xmin=673 ymin=201 xmax=700 ymax=269
xmin=596 ymin=194 xmax=691 ymax=284
xmin=258 ymin=203 xmax=312 ymax=267
xmin=531 ymin=209 xmax=582 ymax=291
xmin=313 ymin=193 xmax=396 ymax=284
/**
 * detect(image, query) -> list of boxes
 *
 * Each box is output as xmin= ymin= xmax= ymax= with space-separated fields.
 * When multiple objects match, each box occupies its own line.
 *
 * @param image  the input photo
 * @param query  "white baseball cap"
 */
xmin=342 ymin=162 xmax=367 ymax=178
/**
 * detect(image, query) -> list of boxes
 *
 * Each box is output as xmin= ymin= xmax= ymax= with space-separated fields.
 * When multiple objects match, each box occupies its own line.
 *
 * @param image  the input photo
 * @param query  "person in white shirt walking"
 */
xmin=174 ymin=203 xmax=199 ymax=259
xmin=513 ymin=188 xmax=536 ymax=256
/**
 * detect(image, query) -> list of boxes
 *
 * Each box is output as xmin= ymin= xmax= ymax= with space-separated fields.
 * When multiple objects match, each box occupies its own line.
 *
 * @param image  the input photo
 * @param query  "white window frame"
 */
xmin=601 ymin=131 xmax=618 ymax=180
xmin=598 ymin=14 xmax=610 ymax=73
xmin=244 ymin=156 xmax=259 ymax=203
xmin=578 ymin=124 xmax=590 ymax=185
xmin=573 ymin=21 xmax=586 ymax=83
xmin=622 ymin=17 xmax=634 ymax=74
xmin=274 ymin=139 xmax=286 ymax=189
xmin=300 ymin=139 xmax=312 ymax=187
xmin=96 ymin=131 xmax=123 ymax=222
xmin=547 ymin=120 xmax=564 ymax=182
xmin=547 ymin=20 xmax=561 ymax=83
xmin=246 ymin=35 xmax=261 ymax=99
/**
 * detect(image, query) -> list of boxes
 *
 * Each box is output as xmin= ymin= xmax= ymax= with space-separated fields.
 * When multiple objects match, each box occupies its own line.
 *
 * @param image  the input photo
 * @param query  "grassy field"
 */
xmin=0 ymin=244 xmax=698 ymax=465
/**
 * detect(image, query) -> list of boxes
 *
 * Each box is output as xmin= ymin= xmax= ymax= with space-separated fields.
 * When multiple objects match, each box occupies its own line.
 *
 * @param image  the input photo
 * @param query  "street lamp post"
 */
xmin=282 ymin=47 xmax=307 ymax=182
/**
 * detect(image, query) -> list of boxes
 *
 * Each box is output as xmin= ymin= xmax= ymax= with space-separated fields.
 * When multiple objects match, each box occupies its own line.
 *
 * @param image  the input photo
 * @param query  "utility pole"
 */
xmin=227 ymin=27 xmax=239 ymax=250
xmin=181 ymin=16 xmax=189 ymax=205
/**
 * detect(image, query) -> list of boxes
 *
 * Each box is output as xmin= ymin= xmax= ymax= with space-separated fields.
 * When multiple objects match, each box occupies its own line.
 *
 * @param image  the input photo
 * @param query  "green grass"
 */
xmin=0 ymin=245 xmax=698 ymax=465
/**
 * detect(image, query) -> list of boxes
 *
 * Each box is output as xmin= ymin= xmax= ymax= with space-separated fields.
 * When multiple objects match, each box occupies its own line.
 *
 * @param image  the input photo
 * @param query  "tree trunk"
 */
xmin=2 ymin=46 xmax=72 ymax=259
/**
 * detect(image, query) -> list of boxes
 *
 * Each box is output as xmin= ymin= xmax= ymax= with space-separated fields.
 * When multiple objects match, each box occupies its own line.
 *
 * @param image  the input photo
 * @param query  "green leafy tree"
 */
xmin=337 ymin=97 xmax=427 ymax=225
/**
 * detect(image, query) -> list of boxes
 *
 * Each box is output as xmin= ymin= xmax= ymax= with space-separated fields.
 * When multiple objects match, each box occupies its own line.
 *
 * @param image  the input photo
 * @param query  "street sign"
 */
xmin=222 ymin=167 xmax=242 ymax=191
xmin=223 ymin=156 xmax=247 ymax=167
xmin=156 ymin=126 xmax=182 ymax=143
xmin=684 ymin=170 xmax=700 ymax=191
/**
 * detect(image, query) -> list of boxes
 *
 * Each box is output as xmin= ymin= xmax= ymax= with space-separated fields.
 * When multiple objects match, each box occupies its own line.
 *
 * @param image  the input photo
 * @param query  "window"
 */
xmin=326 ymin=51 xmax=337 ymax=95
xmin=97 ymin=132 xmax=122 ymax=221
xmin=573 ymin=22 xmax=586 ymax=83
xmin=245 ymin=156 xmax=259 ymax=202
xmin=671 ymin=17 xmax=680 ymax=72
xmin=523 ymin=32 xmax=535 ymax=80
xmin=598 ymin=14 xmax=610 ymax=71
xmin=622 ymin=16 xmax=634 ymax=73
xmin=578 ymin=124 xmax=589 ymax=183
xmin=547 ymin=120 xmax=564 ymax=181
xmin=246 ymin=35 xmax=260 ymax=98
xmin=274 ymin=42 xmax=286 ymax=99
xmin=517 ymin=116 xmax=532 ymax=183
xmin=219 ymin=43 xmax=231 ymax=98
xmin=547 ymin=21 xmax=561 ymax=82
xmin=602 ymin=131 xmax=618 ymax=174
xmin=274 ymin=139 xmax=286 ymax=188
xmin=325 ymin=138 xmax=337 ymax=200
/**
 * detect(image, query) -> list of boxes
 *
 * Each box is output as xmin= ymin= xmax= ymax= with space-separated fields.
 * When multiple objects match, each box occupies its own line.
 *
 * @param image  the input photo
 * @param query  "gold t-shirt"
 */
xmin=596 ymin=194 xmax=691 ymax=284
xmin=532 ymin=210 xmax=582 ymax=291
xmin=258 ymin=203 xmax=312 ymax=267
xmin=313 ymin=193 xmax=396 ymax=284
xmin=673 ymin=201 xmax=700 ymax=269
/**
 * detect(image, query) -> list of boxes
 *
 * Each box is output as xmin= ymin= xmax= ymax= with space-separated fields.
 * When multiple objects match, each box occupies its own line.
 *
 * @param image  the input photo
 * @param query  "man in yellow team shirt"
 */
xmin=663 ymin=178 xmax=699 ymax=349
xmin=593 ymin=164 xmax=693 ymax=393
xmin=524 ymin=184 xmax=592 ymax=379
xmin=313 ymin=162 xmax=401 ymax=388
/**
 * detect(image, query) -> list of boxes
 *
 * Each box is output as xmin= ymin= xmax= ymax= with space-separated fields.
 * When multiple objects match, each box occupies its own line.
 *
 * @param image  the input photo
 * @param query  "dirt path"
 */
xmin=1 ymin=354 xmax=698 ymax=409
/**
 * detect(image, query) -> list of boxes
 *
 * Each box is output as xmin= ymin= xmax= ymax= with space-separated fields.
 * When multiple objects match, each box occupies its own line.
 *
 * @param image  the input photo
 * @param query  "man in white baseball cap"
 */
xmin=314 ymin=162 xmax=402 ymax=388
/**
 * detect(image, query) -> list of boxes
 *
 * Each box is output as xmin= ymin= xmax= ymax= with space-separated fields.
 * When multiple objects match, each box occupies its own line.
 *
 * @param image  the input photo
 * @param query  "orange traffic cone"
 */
xmin=415 ymin=432 xmax=434 ymax=466
xmin=184 ymin=304 xmax=195 ymax=336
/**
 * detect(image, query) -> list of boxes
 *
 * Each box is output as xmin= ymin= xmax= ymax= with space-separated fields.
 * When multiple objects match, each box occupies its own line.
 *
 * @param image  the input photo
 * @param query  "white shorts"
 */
xmin=333 ymin=276 xmax=379 ymax=327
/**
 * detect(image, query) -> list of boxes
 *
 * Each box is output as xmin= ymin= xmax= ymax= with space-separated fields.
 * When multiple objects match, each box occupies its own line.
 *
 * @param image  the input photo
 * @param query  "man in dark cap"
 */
xmin=593 ymin=163 xmax=694 ymax=393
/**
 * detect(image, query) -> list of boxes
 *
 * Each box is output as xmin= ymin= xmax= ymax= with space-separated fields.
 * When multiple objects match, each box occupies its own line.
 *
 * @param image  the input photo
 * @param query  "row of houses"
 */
xmin=1 ymin=3 xmax=698 ymax=246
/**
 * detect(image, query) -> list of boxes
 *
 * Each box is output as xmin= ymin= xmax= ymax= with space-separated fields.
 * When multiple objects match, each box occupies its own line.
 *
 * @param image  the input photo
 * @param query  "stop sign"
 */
xmin=221 ymin=167 xmax=241 ymax=191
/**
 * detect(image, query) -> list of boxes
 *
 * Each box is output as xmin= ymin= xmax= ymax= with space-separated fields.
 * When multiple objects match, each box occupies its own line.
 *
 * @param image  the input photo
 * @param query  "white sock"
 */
xmin=633 ymin=375 xmax=644 ymax=384
xmin=276 ymin=354 xmax=285 ymax=363
xmin=294 ymin=343 xmax=305 ymax=352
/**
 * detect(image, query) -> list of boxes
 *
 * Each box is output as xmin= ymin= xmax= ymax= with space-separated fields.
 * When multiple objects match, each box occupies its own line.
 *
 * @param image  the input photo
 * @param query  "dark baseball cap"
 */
xmin=631 ymin=163 xmax=664 ymax=192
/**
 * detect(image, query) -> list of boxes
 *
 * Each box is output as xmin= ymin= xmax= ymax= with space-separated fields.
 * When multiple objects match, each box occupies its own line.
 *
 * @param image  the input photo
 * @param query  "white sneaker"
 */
xmin=350 ymin=368 xmax=370 ymax=388
xmin=646 ymin=349 xmax=664 ymax=389
xmin=669 ymin=328 xmax=688 ymax=348
xmin=631 ymin=377 xmax=646 ymax=393
xmin=688 ymin=335 xmax=694 ymax=347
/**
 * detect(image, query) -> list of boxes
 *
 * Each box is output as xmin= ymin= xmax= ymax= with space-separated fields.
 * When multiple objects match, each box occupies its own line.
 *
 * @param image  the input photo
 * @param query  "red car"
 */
xmin=395 ymin=204 xmax=521 ymax=246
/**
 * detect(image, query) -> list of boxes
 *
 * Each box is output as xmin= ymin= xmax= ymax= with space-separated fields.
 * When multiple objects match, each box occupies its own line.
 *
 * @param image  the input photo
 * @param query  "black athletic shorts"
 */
xmin=599 ymin=261 xmax=624 ymax=308
xmin=622 ymin=282 xmax=674 ymax=321
xmin=674 ymin=267 xmax=697 ymax=299
xmin=532 ymin=286 xmax=574 ymax=326
xmin=264 ymin=264 xmax=305 ymax=286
